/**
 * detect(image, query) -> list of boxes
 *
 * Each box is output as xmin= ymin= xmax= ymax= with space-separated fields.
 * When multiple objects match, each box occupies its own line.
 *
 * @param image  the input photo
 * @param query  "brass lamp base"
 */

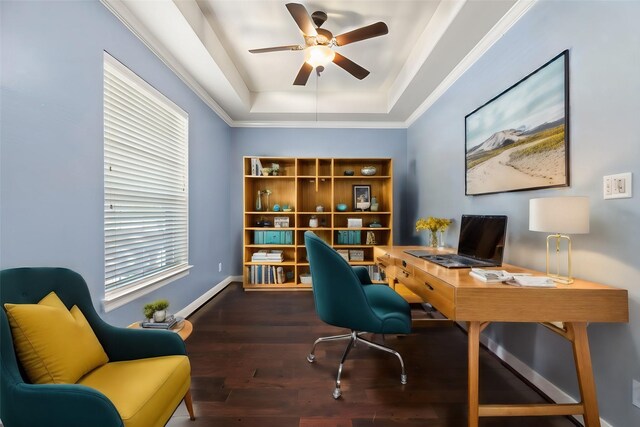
xmin=546 ymin=234 xmax=573 ymax=284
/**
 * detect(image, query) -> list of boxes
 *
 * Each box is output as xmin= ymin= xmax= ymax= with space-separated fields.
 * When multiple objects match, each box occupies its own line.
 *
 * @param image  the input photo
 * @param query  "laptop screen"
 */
xmin=457 ymin=215 xmax=507 ymax=264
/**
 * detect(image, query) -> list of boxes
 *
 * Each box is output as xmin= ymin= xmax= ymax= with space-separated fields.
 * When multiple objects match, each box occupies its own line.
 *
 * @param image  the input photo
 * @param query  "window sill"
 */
xmin=102 ymin=264 xmax=192 ymax=313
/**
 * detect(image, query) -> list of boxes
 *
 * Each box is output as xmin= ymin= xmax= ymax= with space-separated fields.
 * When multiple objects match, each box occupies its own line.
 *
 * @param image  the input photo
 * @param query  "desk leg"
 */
xmin=567 ymin=322 xmax=601 ymax=427
xmin=468 ymin=321 xmax=481 ymax=427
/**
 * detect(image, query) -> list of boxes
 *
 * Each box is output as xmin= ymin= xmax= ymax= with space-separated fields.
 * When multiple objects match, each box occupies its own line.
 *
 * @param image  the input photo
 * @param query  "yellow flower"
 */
xmin=415 ymin=216 xmax=452 ymax=232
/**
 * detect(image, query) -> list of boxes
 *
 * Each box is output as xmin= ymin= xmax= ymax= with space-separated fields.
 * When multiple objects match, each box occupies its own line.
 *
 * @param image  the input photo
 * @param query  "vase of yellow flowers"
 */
xmin=416 ymin=217 xmax=452 ymax=248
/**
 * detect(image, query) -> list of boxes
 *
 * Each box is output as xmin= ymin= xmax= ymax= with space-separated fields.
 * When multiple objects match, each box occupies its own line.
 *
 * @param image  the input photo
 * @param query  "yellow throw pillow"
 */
xmin=39 ymin=291 xmax=73 ymax=314
xmin=4 ymin=292 xmax=109 ymax=384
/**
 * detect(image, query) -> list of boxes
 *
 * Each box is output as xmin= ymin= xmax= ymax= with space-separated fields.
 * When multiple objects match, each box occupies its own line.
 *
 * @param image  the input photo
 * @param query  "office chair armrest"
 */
xmin=96 ymin=324 xmax=187 ymax=362
xmin=352 ymin=266 xmax=373 ymax=285
xmin=3 ymin=382 xmax=123 ymax=427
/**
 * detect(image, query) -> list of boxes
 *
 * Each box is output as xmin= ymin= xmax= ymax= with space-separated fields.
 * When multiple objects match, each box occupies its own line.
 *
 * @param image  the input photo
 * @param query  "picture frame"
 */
xmin=353 ymin=185 xmax=371 ymax=211
xmin=465 ymin=50 xmax=570 ymax=196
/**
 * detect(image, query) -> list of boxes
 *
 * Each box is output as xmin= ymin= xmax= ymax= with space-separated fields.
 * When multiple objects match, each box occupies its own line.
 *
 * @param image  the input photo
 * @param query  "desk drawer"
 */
xmin=394 ymin=256 xmax=413 ymax=270
xmin=391 ymin=266 xmax=422 ymax=303
xmin=376 ymin=255 xmax=394 ymax=269
xmin=412 ymin=269 xmax=455 ymax=319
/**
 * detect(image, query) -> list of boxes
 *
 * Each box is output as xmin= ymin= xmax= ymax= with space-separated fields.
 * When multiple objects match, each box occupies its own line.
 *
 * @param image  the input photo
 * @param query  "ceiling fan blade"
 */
xmin=332 ymin=52 xmax=370 ymax=80
xmin=286 ymin=3 xmax=317 ymax=36
xmin=334 ymin=22 xmax=388 ymax=46
xmin=249 ymin=45 xmax=302 ymax=54
xmin=293 ymin=62 xmax=314 ymax=86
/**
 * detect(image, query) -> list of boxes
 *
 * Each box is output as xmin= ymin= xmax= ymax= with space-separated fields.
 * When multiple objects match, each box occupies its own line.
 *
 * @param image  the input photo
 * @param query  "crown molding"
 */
xmin=404 ymin=0 xmax=537 ymax=127
xmin=387 ymin=0 xmax=466 ymax=111
xmin=100 ymin=0 xmax=234 ymax=126
xmin=231 ymin=120 xmax=407 ymax=129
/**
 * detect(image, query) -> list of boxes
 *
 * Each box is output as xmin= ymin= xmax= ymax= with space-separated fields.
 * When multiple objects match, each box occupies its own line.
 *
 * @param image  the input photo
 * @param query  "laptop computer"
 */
xmin=405 ymin=215 xmax=507 ymax=268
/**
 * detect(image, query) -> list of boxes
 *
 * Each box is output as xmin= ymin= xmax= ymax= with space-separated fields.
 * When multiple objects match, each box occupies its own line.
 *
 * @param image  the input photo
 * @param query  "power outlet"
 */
xmin=604 ymin=172 xmax=632 ymax=199
xmin=633 ymin=379 xmax=640 ymax=409
xmin=218 ymin=262 xmax=222 ymax=272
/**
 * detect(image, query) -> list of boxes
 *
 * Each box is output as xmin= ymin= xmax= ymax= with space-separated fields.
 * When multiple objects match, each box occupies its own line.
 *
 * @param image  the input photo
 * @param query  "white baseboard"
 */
xmin=480 ymin=334 xmax=614 ymax=427
xmin=174 ymin=275 xmax=241 ymax=318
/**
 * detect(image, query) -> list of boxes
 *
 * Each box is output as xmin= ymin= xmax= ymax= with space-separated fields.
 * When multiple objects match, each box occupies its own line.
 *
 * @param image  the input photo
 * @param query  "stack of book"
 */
xmin=468 ymin=269 xmax=552 ymax=287
xmin=251 ymin=250 xmax=284 ymax=262
xmin=140 ymin=315 xmax=184 ymax=329
xmin=469 ymin=269 xmax=513 ymax=283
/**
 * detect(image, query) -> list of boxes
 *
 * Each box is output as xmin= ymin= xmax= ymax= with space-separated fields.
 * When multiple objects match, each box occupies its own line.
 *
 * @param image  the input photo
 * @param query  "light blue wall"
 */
xmin=407 ymin=2 xmax=640 ymax=426
xmin=0 ymin=0 xmax=232 ymax=326
xmin=3 ymin=0 xmax=638 ymax=424
xmin=229 ymin=127 xmax=407 ymax=273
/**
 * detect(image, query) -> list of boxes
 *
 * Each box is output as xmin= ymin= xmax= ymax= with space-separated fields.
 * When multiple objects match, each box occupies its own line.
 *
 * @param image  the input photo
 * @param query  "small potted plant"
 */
xmin=143 ymin=299 xmax=170 ymax=322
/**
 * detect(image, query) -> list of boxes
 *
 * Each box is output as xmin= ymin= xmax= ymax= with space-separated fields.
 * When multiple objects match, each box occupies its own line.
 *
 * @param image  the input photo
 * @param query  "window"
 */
xmin=103 ymin=53 xmax=189 ymax=307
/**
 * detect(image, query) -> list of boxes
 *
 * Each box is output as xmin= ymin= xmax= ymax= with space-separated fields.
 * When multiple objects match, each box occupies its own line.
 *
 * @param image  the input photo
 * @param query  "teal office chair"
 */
xmin=0 ymin=267 xmax=193 ymax=427
xmin=304 ymin=231 xmax=412 ymax=399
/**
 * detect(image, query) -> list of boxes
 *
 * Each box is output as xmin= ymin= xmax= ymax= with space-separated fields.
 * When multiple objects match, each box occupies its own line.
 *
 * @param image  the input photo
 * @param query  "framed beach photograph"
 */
xmin=353 ymin=185 xmax=371 ymax=211
xmin=465 ymin=50 xmax=570 ymax=196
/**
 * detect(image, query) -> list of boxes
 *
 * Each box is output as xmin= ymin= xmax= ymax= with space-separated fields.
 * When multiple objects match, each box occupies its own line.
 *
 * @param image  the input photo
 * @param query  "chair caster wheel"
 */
xmin=307 ymin=354 xmax=316 ymax=363
xmin=332 ymin=388 xmax=342 ymax=399
xmin=401 ymin=374 xmax=407 ymax=385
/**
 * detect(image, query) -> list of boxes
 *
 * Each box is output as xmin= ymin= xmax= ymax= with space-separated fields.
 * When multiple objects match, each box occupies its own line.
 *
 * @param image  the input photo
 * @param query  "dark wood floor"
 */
xmin=168 ymin=283 xmax=576 ymax=427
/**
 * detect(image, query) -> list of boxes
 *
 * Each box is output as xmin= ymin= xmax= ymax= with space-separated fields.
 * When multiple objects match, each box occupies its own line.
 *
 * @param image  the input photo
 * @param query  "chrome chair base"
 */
xmin=307 ymin=330 xmax=407 ymax=399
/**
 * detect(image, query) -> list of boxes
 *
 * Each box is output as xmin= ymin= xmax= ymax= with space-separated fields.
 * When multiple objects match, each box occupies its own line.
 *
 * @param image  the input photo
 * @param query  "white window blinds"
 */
xmin=104 ymin=53 xmax=189 ymax=295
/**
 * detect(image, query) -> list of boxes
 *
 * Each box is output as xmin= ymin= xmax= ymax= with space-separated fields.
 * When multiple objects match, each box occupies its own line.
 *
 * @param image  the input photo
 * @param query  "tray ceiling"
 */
xmin=103 ymin=0 xmax=532 ymax=127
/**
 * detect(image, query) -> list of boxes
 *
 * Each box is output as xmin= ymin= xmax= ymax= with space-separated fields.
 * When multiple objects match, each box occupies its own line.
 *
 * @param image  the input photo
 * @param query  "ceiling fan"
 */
xmin=249 ymin=3 xmax=389 ymax=86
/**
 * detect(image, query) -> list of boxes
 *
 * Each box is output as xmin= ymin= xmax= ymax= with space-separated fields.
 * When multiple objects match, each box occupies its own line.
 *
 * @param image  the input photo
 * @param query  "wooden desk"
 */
xmin=375 ymin=246 xmax=628 ymax=427
xmin=127 ymin=319 xmax=193 ymax=341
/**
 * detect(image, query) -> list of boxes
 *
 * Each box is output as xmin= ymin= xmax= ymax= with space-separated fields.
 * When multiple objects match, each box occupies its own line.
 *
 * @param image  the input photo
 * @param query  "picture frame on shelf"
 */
xmin=353 ymin=185 xmax=371 ymax=211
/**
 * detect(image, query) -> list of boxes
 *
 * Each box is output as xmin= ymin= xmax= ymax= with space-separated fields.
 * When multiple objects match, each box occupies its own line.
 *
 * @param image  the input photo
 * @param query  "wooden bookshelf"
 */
xmin=243 ymin=157 xmax=393 ymax=290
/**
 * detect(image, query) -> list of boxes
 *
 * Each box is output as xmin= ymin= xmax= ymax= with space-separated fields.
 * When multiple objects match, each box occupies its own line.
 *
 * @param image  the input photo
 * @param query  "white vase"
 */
xmin=153 ymin=310 xmax=166 ymax=322
xmin=438 ymin=230 xmax=445 ymax=249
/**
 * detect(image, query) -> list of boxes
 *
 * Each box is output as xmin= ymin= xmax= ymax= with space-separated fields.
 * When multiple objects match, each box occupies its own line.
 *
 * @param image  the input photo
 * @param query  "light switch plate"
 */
xmin=604 ymin=172 xmax=632 ymax=199
xmin=633 ymin=379 xmax=640 ymax=408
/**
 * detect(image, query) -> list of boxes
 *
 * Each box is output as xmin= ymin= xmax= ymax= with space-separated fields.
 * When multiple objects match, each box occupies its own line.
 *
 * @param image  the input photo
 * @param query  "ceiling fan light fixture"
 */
xmin=304 ymin=45 xmax=335 ymax=68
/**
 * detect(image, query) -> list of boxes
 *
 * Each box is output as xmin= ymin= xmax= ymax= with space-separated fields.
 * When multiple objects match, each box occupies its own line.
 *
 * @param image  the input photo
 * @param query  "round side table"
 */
xmin=127 ymin=319 xmax=193 ymax=341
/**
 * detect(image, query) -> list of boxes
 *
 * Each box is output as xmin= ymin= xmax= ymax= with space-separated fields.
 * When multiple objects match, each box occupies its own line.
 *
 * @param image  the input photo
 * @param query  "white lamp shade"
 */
xmin=304 ymin=45 xmax=335 ymax=68
xmin=529 ymin=197 xmax=590 ymax=234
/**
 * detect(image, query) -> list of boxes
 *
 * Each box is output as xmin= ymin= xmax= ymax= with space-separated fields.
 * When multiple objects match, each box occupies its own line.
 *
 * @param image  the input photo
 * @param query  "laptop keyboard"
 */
xmin=422 ymin=254 xmax=495 ymax=268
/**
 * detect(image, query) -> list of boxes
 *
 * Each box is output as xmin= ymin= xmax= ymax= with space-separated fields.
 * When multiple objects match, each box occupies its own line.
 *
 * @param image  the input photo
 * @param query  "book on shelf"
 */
xmin=254 ymin=230 xmax=293 ymax=245
xmin=250 ymin=158 xmax=263 ymax=176
xmin=140 ymin=315 xmax=184 ymax=329
xmin=365 ymin=265 xmax=381 ymax=281
xmin=248 ymin=265 xmax=285 ymax=284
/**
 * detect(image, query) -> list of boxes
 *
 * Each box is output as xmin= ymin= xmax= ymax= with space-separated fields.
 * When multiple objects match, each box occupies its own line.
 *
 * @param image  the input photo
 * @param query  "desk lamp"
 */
xmin=529 ymin=197 xmax=590 ymax=284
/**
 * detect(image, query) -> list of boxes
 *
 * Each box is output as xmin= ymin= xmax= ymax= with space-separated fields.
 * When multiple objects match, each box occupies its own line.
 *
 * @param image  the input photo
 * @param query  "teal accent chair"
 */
xmin=304 ymin=231 xmax=411 ymax=399
xmin=0 ymin=267 xmax=193 ymax=427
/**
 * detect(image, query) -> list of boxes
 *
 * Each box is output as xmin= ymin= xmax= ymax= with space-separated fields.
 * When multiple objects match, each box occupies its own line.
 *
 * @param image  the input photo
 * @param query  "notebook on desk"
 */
xmin=405 ymin=215 xmax=507 ymax=268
